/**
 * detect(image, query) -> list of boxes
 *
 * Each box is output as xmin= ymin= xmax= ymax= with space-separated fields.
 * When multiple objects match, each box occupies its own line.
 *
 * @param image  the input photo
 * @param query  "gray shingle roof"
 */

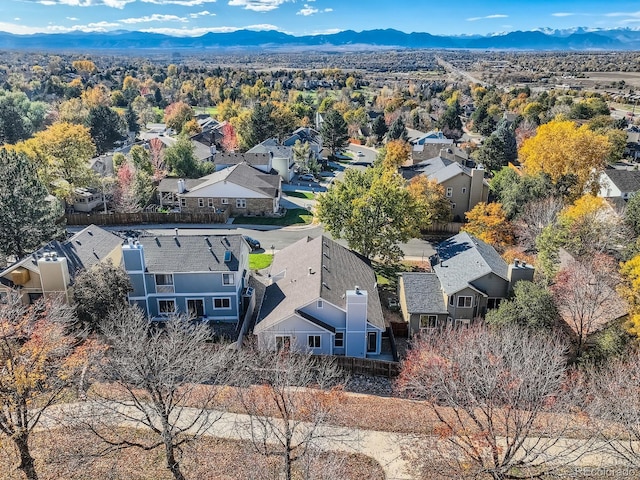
xmin=247 ymin=139 xmax=292 ymax=159
xmin=255 ymin=236 xmax=385 ymax=332
xmin=215 ymin=152 xmax=271 ymax=167
xmin=399 ymin=273 xmax=448 ymax=314
xmin=137 ymin=234 xmax=245 ymax=273
xmin=432 ymin=232 xmax=508 ymax=295
xmin=0 ymin=225 xmax=123 ymax=283
xmin=604 ymin=169 xmax=640 ymax=193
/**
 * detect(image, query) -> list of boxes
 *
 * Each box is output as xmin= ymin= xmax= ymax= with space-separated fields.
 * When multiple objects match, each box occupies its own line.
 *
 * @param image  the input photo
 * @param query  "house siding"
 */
xmin=257 ymin=315 xmax=333 ymax=355
xmin=180 ymin=196 xmax=277 ymax=216
xmin=441 ymin=174 xmax=472 ymax=221
xmin=408 ymin=313 xmax=449 ymax=337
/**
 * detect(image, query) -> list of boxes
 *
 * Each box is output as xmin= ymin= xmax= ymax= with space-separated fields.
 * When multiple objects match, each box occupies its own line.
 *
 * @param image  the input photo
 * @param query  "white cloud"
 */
xmin=0 ymin=20 xmax=121 ymax=34
xmin=296 ymin=4 xmax=332 ymax=16
xmin=120 ymin=14 xmax=188 ymax=24
xmin=14 ymin=18 xmax=21 ymax=21
xmin=142 ymin=0 xmax=217 ymax=5
xmin=190 ymin=10 xmax=215 ymax=18
xmin=604 ymin=10 xmax=640 ymax=18
xmin=552 ymin=12 xmax=575 ymax=17
xmin=34 ymin=0 xmax=216 ymax=7
xmin=466 ymin=14 xmax=508 ymax=22
xmin=228 ymin=0 xmax=290 ymax=12
xmin=66 ymin=16 xmax=80 ymax=20
xmin=141 ymin=23 xmax=279 ymax=36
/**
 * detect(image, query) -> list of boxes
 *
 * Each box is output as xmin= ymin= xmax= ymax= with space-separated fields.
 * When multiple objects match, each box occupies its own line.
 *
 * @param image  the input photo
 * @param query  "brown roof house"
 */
xmin=254 ymin=236 xmax=386 ymax=359
xmin=158 ymin=163 xmax=281 ymax=217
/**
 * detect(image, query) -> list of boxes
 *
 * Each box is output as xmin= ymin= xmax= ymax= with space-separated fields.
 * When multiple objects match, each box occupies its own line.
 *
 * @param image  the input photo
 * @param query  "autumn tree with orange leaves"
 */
xmin=0 ymin=294 xmax=80 ymax=480
xmin=382 ymin=139 xmax=411 ymax=170
xmin=462 ymin=202 xmax=514 ymax=248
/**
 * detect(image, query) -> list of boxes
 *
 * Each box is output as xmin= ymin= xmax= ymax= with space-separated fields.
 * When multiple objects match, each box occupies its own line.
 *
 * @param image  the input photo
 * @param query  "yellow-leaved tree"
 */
xmin=620 ymin=254 xmax=640 ymax=337
xmin=383 ymin=139 xmax=411 ymax=170
xmin=462 ymin=202 xmax=514 ymax=248
xmin=519 ymin=120 xmax=611 ymax=195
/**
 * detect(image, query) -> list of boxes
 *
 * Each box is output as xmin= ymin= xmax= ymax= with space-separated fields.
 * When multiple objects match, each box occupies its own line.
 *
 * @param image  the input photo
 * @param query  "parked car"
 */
xmin=356 ymin=151 xmax=364 ymax=157
xmin=299 ymin=173 xmax=317 ymax=182
xmin=243 ymin=236 xmax=261 ymax=251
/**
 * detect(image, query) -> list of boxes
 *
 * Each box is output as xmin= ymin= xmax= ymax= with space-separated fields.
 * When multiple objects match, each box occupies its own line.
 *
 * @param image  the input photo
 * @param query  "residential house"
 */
xmin=123 ymin=233 xmax=251 ymax=323
xmin=72 ymin=187 xmax=103 ymax=213
xmin=247 ymin=138 xmax=295 ymax=183
xmin=400 ymin=156 xmax=489 ymax=221
xmin=213 ymin=152 xmax=273 ymax=174
xmin=597 ymin=168 xmax=640 ymax=200
xmin=254 ymin=236 xmax=386 ymax=359
xmin=624 ymin=127 xmax=640 ymax=161
xmin=0 ymin=225 xmax=123 ymax=305
xmin=407 ymin=129 xmax=454 ymax=146
xmin=283 ymin=127 xmax=324 ymax=162
xmin=398 ymin=232 xmax=535 ymax=336
xmin=157 ymin=162 xmax=281 ymax=216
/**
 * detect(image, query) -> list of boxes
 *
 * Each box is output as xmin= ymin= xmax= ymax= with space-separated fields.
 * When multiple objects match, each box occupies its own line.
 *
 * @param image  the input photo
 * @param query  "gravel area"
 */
xmin=345 ymin=374 xmax=394 ymax=397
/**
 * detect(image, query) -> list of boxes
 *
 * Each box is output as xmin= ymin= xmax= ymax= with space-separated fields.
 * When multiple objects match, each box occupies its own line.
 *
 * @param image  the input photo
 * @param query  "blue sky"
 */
xmin=2 ymin=0 xmax=640 ymax=36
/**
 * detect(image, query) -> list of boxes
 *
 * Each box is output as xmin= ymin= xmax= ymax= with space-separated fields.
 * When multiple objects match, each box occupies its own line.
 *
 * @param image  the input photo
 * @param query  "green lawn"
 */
xmin=233 ymin=208 xmax=313 ymax=226
xmin=194 ymin=106 xmax=219 ymax=117
xmin=249 ymin=253 xmax=273 ymax=270
xmin=285 ymin=191 xmax=315 ymax=200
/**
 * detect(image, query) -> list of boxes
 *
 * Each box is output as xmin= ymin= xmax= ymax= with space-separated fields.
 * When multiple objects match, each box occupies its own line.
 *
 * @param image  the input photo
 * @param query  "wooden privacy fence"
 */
xmin=329 ymin=356 xmax=400 ymax=378
xmin=421 ymin=222 xmax=463 ymax=234
xmin=65 ymin=210 xmax=229 ymax=226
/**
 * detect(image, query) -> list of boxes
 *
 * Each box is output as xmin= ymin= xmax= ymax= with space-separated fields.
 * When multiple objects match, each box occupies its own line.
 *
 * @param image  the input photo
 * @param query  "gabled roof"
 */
xmin=255 ymin=236 xmax=385 ymax=333
xmin=135 ymin=234 xmax=245 ymax=273
xmin=158 ymin=163 xmax=280 ymax=198
xmin=432 ymin=232 xmax=508 ymax=295
xmin=191 ymin=139 xmax=214 ymax=162
xmin=399 ymin=273 xmax=448 ymax=314
xmin=215 ymin=152 xmax=271 ymax=167
xmin=247 ymin=139 xmax=292 ymax=159
xmin=603 ymin=169 xmax=640 ymax=193
xmin=283 ymin=127 xmax=322 ymax=147
xmin=0 ymin=225 xmax=122 ymax=283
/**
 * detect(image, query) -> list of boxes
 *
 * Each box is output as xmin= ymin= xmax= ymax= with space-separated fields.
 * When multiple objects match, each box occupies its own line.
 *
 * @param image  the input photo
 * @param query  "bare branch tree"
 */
xmin=395 ymin=325 xmax=591 ymax=480
xmin=236 ymin=350 xmax=348 ymax=480
xmin=515 ymin=196 xmax=564 ymax=251
xmin=551 ymin=253 xmax=625 ymax=358
xmin=85 ymin=305 xmax=237 ymax=480
xmin=588 ymin=352 xmax=640 ymax=467
xmin=0 ymin=293 xmax=78 ymax=480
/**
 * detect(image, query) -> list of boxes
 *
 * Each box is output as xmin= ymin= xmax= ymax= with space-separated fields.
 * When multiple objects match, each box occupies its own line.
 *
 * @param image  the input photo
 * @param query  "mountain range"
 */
xmin=2 ymin=27 xmax=640 ymax=51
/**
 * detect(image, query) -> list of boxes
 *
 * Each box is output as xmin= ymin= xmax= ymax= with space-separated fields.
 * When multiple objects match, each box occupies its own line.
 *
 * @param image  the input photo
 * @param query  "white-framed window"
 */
xmin=420 ymin=314 xmax=438 ymax=329
xmin=222 ymin=273 xmax=235 ymax=285
xmin=334 ymin=332 xmax=344 ymax=348
xmin=198 ymin=198 xmax=204 ymax=207
xmin=276 ymin=335 xmax=291 ymax=351
xmin=308 ymin=335 xmax=321 ymax=349
xmin=461 ymin=187 xmax=467 ymax=194
xmin=158 ymin=299 xmax=176 ymax=315
xmin=180 ymin=198 xmax=187 ymax=208
xmin=457 ymin=296 xmax=472 ymax=308
xmin=236 ymin=198 xmax=246 ymax=208
xmin=317 ymin=299 xmax=323 ymax=308
xmin=213 ymin=297 xmax=231 ymax=309
xmin=155 ymin=273 xmax=173 ymax=285
xmin=221 ymin=198 xmax=229 ymax=205
xmin=446 ymin=187 xmax=453 ymax=197
xmin=208 ymin=198 xmax=214 ymax=208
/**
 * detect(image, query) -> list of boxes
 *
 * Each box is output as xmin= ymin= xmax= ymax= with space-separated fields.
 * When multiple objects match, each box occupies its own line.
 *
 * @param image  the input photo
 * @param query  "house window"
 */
xmin=487 ymin=298 xmax=502 ymax=310
xmin=334 ymin=332 xmax=344 ymax=348
xmin=198 ymin=198 xmax=204 ymax=207
xmin=187 ymin=299 xmax=204 ymax=318
xmin=367 ymin=332 xmax=377 ymax=353
xmin=451 ymin=203 xmax=456 ymax=210
xmin=462 ymin=187 xmax=467 ymax=194
xmin=275 ymin=335 xmax=291 ymax=351
xmin=455 ymin=318 xmax=471 ymax=329
xmin=221 ymin=198 xmax=229 ymax=205
xmin=420 ymin=315 xmax=438 ymax=329
xmin=158 ymin=299 xmax=176 ymax=315
xmin=180 ymin=198 xmax=187 ymax=208
xmin=236 ymin=198 xmax=246 ymax=209
xmin=208 ymin=198 xmax=214 ymax=208
xmin=457 ymin=296 xmax=472 ymax=308
xmin=222 ymin=273 xmax=234 ymax=285
xmin=308 ymin=335 xmax=321 ymax=349
xmin=0 ymin=291 xmax=8 ymax=304
xmin=446 ymin=187 xmax=453 ymax=197
xmin=317 ymin=299 xmax=323 ymax=308
xmin=449 ymin=295 xmax=454 ymax=306
xmin=214 ymin=297 xmax=231 ymax=309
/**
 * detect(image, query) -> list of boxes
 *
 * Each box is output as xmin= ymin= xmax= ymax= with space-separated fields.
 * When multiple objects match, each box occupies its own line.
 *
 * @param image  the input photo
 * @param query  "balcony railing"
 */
xmin=156 ymin=285 xmax=175 ymax=294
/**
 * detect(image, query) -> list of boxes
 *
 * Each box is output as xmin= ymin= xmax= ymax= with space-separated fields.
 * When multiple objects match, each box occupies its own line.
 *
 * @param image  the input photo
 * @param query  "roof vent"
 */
xmin=308 ymin=267 xmax=314 ymax=275
xmin=174 ymin=228 xmax=179 ymax=237
xmin=514 ymin=259 xmax=520 ymax=267
xmin=205 ymin=236 xmax=211 ymax=246
xmin=323 ymin=264 xmax=329 ymax=271
xmin=174 ymin=237 xmax=180 ymax=247
xmin=355 ymin=285 xmax=360 ymax=294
